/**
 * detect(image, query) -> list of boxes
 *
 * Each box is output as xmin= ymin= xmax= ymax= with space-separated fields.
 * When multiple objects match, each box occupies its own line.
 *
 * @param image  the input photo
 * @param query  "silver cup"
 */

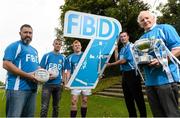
xmin=134 ymin=39 xmax=154 ymax=64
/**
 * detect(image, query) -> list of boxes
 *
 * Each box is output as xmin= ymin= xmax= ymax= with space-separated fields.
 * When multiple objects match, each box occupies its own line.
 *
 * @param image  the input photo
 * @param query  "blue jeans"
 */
xmin=6 ymin=90 xmax=37 ymax=117
xmin=40 ymin=84 xmax=63 ymax=117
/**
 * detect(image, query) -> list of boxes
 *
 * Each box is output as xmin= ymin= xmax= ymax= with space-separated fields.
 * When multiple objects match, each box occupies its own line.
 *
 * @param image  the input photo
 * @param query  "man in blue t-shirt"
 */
xmin=3 ymin=24 xmax=39 ymax=117
xmin=137 ymin=10 xmax=180 ymax=117
xmin=107 ymin=32 xmax=147 ymax=117
xmin=66 ymin=40 xmax=91 ymax=118
xmin=40 ymin=38 xmax=66 ymax=117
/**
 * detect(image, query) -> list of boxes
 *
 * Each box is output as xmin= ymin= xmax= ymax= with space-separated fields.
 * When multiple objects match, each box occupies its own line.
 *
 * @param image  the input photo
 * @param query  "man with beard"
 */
xmin=3 ymin=24 xmax=40 ymax=117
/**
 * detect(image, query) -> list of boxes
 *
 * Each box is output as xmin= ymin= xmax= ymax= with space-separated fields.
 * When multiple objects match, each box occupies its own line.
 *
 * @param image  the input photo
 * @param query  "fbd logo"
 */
xmin=64 ymin=11 xmax=120 ymax=40
xmin=64 ymin=11 xmax=122 ymax=89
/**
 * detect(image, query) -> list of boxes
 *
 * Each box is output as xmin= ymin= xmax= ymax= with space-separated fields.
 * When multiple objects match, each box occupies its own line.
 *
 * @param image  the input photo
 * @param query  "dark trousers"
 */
xmin=146 ymin=83 xmax=180 ymax=117
xmin=122 ymin=70 xmax=147 ymax=117
xmin=40 ymin=84 xmax=63 ymax=117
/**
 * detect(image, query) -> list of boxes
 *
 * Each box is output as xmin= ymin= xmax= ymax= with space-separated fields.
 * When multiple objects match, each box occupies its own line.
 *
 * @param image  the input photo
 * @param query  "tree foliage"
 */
xmin=158 ymin=0 xmax=180 ymax=34
xmin=57 ymin=0 xmax=149 ymax=76
xmin=0 ymin=81 xmax=5 ymax=86
xmin=58 ymin=0 xmax=150 ymax=55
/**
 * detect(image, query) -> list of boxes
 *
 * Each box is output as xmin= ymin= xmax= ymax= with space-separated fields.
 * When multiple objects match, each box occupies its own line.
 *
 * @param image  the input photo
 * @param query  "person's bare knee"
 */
xmin=71 ymin=95 xmax=78 ymax=110
xmin=81 ymin=96 xmax=88 ymax=107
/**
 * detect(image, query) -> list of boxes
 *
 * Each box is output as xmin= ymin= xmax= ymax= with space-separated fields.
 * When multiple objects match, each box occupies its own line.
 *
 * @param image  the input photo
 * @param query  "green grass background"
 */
xmin=0 ymin=76 xmax=153 ymax=117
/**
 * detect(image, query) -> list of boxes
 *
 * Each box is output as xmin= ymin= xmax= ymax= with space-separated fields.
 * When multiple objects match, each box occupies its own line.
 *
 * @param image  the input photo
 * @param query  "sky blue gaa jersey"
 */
xmin=40 ymin=51 xmax=66 ymax=85
xmin=3 ymin=40 xmax=39 ymax=90
xmin=139 ymin=24 xmax=180 ymax=86
xmin=66 ymin=52 xmax=83 ymax=74
xmin=119 ymin=42 xmax=135 ymax=72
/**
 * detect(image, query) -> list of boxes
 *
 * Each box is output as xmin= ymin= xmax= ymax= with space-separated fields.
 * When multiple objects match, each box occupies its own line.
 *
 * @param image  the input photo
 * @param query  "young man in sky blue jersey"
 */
xmin=66 ymin=40 xmax=91 ymax=118
xmin=137 ymin=10 xmax=180 ymax=117
xmin=40 ymin=39 xmax=65 ymax=117
xmin=40 ymin=38 xmax=66 ymax=117
xmin=107 ymin=32 xmax=147 ymax=117
xmin=3 ymin=24 xmax=40 ymax=117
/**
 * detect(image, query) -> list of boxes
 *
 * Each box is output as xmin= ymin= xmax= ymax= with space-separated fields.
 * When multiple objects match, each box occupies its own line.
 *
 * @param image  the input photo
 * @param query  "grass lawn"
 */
xmin=0 ymin=76 xmax=153 ymax=117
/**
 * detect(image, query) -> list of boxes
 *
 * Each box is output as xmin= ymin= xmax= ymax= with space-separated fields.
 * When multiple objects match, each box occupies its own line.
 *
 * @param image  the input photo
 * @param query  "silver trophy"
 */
xmin=133 ymin=39 xmax=154 ymax=64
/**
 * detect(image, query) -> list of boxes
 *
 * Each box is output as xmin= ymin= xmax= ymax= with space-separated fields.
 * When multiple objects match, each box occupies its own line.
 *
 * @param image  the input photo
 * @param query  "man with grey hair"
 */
xmin=137 ymin=10 xmax=180 ymax=117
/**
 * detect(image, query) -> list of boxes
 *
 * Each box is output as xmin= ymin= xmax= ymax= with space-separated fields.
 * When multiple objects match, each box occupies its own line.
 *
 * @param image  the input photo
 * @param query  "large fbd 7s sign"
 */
xmin=64 ymin=11 xmax=121 ymax=89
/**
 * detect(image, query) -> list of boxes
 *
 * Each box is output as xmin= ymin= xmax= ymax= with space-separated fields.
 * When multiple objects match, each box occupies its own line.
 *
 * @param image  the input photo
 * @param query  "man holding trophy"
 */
xmin=135 ymin=10 xmax=180 ymax=117
xmin=40 ymin=38 xmax=66 ymax=117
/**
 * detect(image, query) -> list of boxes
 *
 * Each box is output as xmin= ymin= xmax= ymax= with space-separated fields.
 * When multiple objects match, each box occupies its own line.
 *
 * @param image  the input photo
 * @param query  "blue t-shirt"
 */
xmin=3 ymin=40 xmax=39 ymax=90
xmin=119 ymin=42 xmax=135 ymax=72
xmin=40 ymin=51 xmax=66 ymax=85
xmin=139 ymin=24 xmax=180 ymax=86
xmin=66 ymin=52 xmax=83 ymax=74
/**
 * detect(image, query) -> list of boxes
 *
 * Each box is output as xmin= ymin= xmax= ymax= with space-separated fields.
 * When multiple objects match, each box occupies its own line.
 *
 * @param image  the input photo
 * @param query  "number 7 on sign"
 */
xmin=63 ymin=11 xmax=122 ymax=89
